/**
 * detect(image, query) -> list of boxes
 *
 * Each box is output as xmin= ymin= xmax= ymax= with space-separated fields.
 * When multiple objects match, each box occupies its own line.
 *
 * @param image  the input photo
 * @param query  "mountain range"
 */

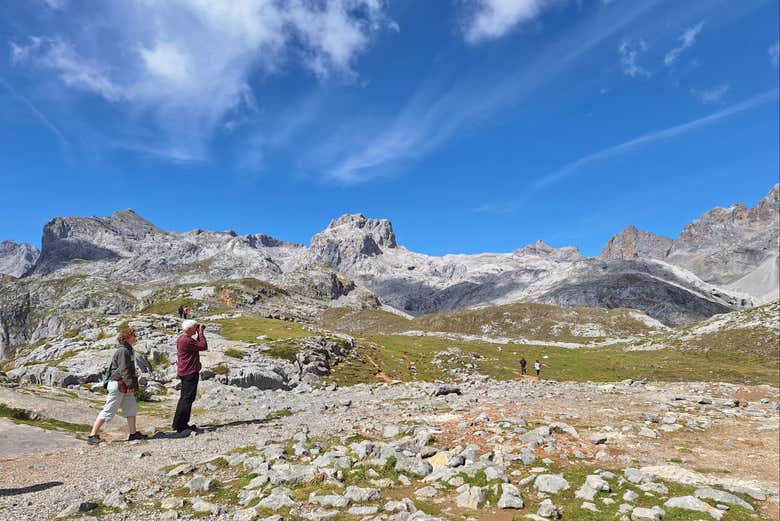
xmin=0 ymin=183 xmax=776 ymax=357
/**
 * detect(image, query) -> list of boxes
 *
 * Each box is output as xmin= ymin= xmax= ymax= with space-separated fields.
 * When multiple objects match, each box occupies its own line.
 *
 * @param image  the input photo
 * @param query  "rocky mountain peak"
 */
xmin=749 ymin=182 xmax=779 ymax=221
xmin=663 ymin=184 xmax=780 ymax=288
xmin=600 ymin=226 xmax=673 ymax=261
xmin=310 ymin=214 xmax=397 ymax=270
xmin=34 ymin=209 xmax=167 ymax=275
xmin=0 ymin=241 xmax=40 ymax=278
xmin=324 ymin=214 xmax=397 ymax=248
xmin=514 ymin=240 xmax=583 ymax=261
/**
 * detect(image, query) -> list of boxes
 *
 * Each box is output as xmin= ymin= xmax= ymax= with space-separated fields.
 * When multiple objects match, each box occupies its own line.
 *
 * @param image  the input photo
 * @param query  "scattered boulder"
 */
xmin=664 ymin=496 xmax=724 ymax=520
xmin=534 ymin=474 xmax=570 ymax=494
xmin=693 ymin=487 xmax=753 ymax=510
xmin=537 ymin=498 xmax=562 ymax=519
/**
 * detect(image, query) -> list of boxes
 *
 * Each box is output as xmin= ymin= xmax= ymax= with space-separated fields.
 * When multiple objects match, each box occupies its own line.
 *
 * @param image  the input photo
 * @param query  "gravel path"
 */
xmin=0 ymin=378 xmax=778 ymax=520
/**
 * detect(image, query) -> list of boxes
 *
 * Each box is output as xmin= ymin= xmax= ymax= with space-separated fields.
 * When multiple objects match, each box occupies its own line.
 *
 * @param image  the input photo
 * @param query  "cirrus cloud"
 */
xmin=462 ymin=0 xmax=555 ymax=44
xmin=10 ymin=0 xmax=391 ymax=160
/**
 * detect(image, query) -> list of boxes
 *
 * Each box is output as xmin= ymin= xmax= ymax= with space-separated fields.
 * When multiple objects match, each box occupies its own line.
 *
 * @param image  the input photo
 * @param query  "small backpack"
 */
xmin=102 ymin=352 xmax=119 ymax=389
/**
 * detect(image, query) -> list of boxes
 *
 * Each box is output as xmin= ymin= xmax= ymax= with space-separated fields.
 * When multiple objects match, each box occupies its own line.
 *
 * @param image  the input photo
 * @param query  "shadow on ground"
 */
xmin=150 ymin=418 xmax=268 ymax=439
xmin=0 ymin=481 xmax=63 ymax=497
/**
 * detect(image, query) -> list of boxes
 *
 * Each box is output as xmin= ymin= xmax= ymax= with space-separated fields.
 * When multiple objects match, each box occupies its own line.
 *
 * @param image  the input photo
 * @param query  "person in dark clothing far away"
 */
xmin=88 ymin=327 xmax=148 ymax=444
xmin=534 ymin=359 xmax=542 ymax=377
xmin=172 ymin=319 xmax=207 ymax=434
xmin=178 ymin=305 xmax=184 ymax=319
xmin=182 ymin=306 xmax=190 ymax=319
xmin=520 ymin=357 xmax=527 ymax=375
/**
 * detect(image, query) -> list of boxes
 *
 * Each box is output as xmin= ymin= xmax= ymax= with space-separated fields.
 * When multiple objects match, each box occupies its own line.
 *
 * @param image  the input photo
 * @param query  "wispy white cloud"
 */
xmin=536 ymin=89 xmax=779 ymax=189
xmin=618 ymin=39 xmax=650 ymax=77
xmin=0 ymin=77 xmax=70 ymax=157
xmin=324 ymin=1 xmax=660 ymax=182
xmin=41 ymin=0 xmax=66 ymax=9
xmin=663 ymin=21 xmax=704 ymax=66
xmin=690 ymin=83 xmax=729 ymax=104
xmin=11 ymin=37 xmax=124 ymax=101
xmin=770 ymin=40 xmax=780 ymax=67
xmin=10 ymin=0 xmax=391 ymax=160
xmin=462 ymin=0 xmax=553 ymax=44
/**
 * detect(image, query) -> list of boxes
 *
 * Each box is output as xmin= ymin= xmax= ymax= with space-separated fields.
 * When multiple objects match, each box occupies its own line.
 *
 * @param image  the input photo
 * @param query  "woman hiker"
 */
xmin=87 ymin=327 xmax=148 ymax=445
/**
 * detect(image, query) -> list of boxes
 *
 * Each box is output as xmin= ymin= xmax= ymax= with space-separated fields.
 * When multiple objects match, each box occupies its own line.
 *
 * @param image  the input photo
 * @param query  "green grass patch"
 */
xmin=328 ymin=334 xmax=778 ymax=386
xmin=141 ymin=298 xmax=204 ymax=316
xmin=226 ymin=445 xmax=258 ymax=456
xmin=224 ymin=347 xmax=246 ymax=359
xmin=216 ymin=317 xmax=311 ymax=342
xmin=318 ymin=302 xmax=658 ymax=344
xmin=213 ymin=363 xmax=229 ymax=376
xmin=266 ymin=409 xmax=294 ymax=421
xmin=149 ymin=353 xmax=170 ymax=371
xmin=264 ymin=339 xmax=300 ymax=362
xmin=62 ymin=328 xmax=81 ymax=338
xmin=0 ymin=403 xmax=90 ymax=433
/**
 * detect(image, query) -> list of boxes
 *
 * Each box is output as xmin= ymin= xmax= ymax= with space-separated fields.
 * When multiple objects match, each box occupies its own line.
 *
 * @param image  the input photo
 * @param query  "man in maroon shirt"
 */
xmin=172 ymin=319 xmax=208 ymax=433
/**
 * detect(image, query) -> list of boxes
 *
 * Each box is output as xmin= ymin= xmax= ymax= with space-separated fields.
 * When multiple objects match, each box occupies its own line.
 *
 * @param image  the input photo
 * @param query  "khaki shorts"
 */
xmin=97 ymin=380 xmax=138 ymax=421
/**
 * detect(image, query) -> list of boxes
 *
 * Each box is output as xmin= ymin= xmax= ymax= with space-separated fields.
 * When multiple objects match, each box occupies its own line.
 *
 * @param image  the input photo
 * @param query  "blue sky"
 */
xmin=1 ymin=0 xmax=778 ymax=257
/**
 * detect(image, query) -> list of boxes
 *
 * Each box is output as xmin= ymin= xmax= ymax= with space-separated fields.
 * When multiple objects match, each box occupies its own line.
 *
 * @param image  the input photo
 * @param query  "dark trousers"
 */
xmin=172 ymin=372 xmax=199 ymax=431
xmin=521 ymin=367 xmax=526 ymax=375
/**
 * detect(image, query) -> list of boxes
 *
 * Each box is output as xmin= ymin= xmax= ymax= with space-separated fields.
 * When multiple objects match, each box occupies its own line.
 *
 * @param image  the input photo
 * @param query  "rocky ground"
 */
xmin=0 ymin=375 xmax=778 ymax=521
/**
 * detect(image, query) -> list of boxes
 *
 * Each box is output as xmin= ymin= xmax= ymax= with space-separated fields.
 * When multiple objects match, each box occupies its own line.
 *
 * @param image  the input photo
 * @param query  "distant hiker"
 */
xmin=172 ymin=319 xmax=208 ymax=434
xmin=178 ymin=305 xmax=184 ymax=318
xmin=534 ymin=359 xmax=542 ymax=377
xmin=87 ymin=327 xmax=148 ymax=445
xmin=520 ymin=357 xmax=527 ymax=375
xmin=182 ymin=306 xmax=190 ymax=319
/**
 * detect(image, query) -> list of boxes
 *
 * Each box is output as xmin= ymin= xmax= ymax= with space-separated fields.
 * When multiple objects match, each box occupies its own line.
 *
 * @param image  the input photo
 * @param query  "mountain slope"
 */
xmin=311 ymin=215 xmax=743 ymax=325
xmin=0 ymin=241 xmax=39 ymax=278
xmin=601 ymin=184 xmax=779 ymax=303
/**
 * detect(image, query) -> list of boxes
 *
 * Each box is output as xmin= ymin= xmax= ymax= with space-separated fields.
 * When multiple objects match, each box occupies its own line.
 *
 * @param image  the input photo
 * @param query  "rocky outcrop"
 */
xmin=599 ymin=184 xmax=779 ymax=303
xmin=514 ymin=240 xmax=583 ymax=261
xmin=665 ymin=184 xmax=779 ymax=290
xmin=7 ymin=364 xmax=80 ymax=387
xmin=0 ymin=276 xmax=137 ymax=360
xmin=600 ymin=226 xmax=672 ymax=261
xmin=30 ymin=209 xmax=307 ymax=283
xmin=310 ymin=214 xmax=397 ymax=270
xmin=0 ymin=241 xmax=39 ymax=278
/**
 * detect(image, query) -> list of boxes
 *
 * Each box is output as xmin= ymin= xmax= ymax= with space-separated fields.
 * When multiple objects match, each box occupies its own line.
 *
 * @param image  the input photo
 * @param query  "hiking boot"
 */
xmin=128 ymin=431 xmax=149 ymax=441
xmin=87 ymin=434 xmax=101 ymax=445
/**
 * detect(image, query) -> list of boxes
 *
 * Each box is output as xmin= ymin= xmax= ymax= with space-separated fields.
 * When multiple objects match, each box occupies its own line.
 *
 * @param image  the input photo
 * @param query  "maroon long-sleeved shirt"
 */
xmin=177 ymin=333 xmax=208 ymax=377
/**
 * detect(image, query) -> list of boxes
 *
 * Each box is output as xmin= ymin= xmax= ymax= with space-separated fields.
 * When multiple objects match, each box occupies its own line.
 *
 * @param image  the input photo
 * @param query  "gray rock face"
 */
xmin=667 ymin=185 xmax=779 ymax=291
xmin=31 ymin=209 xmax=307 ymax=283
xmin=601 ymin=184 xmax=779 ymax=304
xmin=310 ymin=213 xmax=397 ymax=271
xmin=536 ymin=259 xmax=740 ymax=325
xmin=600 ymin=226 xmax=673 ymax=261
xmin=7 ymin=364 xmax=80 ymax=387
xmin=303 ymin=216 xmax=749 ymax=325
xmin=0 ymin=241 xmax=39 ymax=278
